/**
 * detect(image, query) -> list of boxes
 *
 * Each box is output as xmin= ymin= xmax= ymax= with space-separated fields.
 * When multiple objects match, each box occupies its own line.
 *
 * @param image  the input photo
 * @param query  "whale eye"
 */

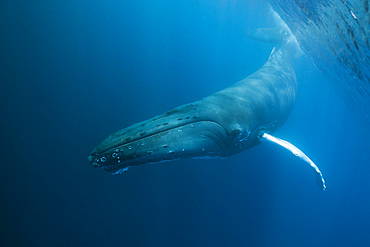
xmin=230 ymin=128 xmax=243 ymax=139
xmin=231 ymin=128 xmax=241 ymax=135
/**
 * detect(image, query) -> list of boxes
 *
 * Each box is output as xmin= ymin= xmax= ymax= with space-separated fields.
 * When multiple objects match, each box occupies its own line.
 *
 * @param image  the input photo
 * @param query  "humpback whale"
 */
xmin=88 ymin=30 xmax=326 ymax=190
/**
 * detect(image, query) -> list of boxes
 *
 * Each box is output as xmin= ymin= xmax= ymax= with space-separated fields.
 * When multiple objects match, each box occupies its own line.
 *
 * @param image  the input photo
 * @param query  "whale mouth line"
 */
xmin=92 ymin=120 xmax=225 ymax=157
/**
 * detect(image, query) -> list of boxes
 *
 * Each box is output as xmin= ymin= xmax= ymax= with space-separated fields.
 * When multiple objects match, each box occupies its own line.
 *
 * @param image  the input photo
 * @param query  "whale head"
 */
xmin=88 ymin=102 xmax=252 ymax=174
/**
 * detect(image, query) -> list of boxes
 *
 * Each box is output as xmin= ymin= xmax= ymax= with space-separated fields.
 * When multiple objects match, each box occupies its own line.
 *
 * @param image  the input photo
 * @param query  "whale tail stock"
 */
xmin=248 ymin=6 xmax=304 ymax=61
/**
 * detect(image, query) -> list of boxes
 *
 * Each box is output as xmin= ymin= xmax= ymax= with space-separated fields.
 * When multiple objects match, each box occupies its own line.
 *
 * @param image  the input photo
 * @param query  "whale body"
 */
xmin=88 ymin=46 xmax=296 ymax=174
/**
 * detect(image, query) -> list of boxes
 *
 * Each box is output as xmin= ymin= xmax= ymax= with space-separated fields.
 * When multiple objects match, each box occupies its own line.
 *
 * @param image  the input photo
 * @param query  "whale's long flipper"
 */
xmin=261 ymin=133 xmax=326 ymax=190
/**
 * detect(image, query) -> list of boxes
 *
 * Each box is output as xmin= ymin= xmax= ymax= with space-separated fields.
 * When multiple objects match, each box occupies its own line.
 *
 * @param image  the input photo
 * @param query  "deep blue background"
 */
xmin=1 ymin=1 xmax=369 ymax=246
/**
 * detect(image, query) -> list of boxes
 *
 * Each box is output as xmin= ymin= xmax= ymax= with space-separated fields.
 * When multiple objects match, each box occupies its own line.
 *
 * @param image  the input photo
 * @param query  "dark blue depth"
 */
xmin=1 ymin=1 xmax=369 ymax=247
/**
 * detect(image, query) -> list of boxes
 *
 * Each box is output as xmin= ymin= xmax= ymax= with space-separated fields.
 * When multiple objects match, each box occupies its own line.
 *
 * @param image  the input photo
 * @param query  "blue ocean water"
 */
xmin=1 ymin=1 xmax=369 ymax=247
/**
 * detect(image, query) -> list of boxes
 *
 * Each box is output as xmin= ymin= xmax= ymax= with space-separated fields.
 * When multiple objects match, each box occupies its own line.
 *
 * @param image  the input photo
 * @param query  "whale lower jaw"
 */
xmin=88 ymin=120 xmax=231 ymax=174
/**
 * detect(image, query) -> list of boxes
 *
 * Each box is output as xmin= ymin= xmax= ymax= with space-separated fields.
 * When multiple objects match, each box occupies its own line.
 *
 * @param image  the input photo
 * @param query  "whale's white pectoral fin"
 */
xmin=261 ymin=133 xmax=326 ymax=191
